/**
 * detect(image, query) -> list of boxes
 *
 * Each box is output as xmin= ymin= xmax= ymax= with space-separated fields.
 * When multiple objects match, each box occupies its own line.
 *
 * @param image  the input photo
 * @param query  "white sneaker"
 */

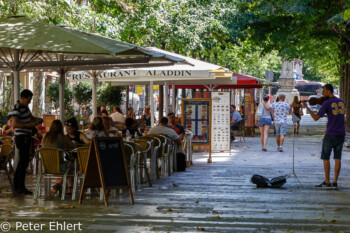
xmin=278 ymin=147 xmax=283 ymax=152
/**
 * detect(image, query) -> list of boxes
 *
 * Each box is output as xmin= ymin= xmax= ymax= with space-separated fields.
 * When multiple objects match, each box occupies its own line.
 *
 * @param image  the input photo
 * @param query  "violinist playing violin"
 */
xmin=302 ymin=84 xmax=345 ymax=190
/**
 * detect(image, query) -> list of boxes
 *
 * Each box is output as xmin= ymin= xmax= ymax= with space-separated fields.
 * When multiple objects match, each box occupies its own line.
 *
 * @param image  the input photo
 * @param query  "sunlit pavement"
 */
xmin=0 ymin=116 xmax=350 ymax=233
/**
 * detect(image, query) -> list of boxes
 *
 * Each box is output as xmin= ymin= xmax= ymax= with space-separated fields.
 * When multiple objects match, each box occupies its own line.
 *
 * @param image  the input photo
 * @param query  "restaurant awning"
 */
xmin=172 ymin=73 xmax=263 ymax=89
xmin=68 ymin=47 xmax=232 ymax=83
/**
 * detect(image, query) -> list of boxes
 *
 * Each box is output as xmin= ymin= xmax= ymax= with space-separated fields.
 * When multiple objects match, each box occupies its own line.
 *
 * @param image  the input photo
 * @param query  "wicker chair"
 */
xmin=140 ymin=135 xmax=161 ymax=180
xmin=34 ymin=147 xmax=74 ymax=201
xmin=134 ymin=139 xmax=152 ymax=187
xmin=72 ymin=147 xmax=89 ymax=200
xmin=0 ymin=143 xmax=14 ymax=191
xmin=123 ymin=142 xmax=137 ymax=193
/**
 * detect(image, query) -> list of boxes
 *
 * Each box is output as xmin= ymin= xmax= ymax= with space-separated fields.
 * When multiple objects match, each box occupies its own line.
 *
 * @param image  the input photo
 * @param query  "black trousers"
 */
xmin=14 ymin=135 xmax=32 ymax=191
xmin=230 ymin=124 xmax=239 ymax=141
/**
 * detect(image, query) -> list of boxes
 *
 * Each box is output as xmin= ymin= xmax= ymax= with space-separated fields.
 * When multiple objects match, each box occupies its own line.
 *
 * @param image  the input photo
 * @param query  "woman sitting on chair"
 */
xmin=2 ymin=115 xmax=14 ymax=137
xmin=86 ymin=116 xmax=109 ymax=139
xmin=65 ymin=117 xmax=91 ymax=146
xmin=42 ymin=120 xmax=76 ymax=195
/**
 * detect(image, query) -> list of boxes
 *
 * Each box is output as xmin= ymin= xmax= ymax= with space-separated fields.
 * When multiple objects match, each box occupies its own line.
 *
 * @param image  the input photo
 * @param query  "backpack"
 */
xmin=270 ymin=176 xmax=287 ymax=188
xmin=176 ymin=152 xmax=186 ymax=171
xmin=250 ymin=174 xmax=270 ymax=188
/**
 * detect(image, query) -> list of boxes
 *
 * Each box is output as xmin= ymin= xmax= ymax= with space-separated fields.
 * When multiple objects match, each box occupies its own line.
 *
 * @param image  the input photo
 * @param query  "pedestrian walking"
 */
xmin=290 ymin=96 xmax=302 ymax=134
xmin=302 ymin=84 xmax=345 ymax=190
xmin=10 ymin=89 xmax=42 ymax=195
xmin=255 ymin=95 xmax=272 ymax=151
xmin=271 ymin=94 xmax=291 ymax=152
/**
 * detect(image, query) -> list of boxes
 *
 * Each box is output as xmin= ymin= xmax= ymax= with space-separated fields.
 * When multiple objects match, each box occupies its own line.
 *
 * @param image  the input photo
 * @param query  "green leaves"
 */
xmin=97 ymin=83 xmax=125 ymax=109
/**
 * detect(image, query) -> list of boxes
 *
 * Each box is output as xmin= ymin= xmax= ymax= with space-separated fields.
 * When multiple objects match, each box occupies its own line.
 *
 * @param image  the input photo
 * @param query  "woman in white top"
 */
xmin=86 ymin=116 xmax=109 ymax=139
xmin=255 ymin=95 xmax=272 ymax=151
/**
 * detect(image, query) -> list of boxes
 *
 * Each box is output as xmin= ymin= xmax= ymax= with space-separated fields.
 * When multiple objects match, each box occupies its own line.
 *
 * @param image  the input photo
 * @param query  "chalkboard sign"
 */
xmin=79 ymin=137 xmax=134 ymax=206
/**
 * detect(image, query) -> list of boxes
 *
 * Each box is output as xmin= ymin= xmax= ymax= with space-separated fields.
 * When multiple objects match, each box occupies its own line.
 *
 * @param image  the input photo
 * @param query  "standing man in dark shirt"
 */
xmin=10 ymin=89 xmax=41 ymax=195
xmin=303 ymin=84 xmax=346 ymax=189
xmin=167 ymin=112 xmax=185 ymax=141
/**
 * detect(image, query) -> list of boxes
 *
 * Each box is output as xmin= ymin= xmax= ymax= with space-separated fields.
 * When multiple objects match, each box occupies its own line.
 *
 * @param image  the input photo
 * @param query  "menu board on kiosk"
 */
xmin=182 ymin=99 xmax=212 ymax=163
xmin=211 ymin=92 xmax=231 ymax=151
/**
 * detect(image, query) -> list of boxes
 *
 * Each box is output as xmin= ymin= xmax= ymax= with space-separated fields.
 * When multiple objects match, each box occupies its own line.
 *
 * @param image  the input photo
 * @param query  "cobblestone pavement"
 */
xmin=0 ymin=115 xmax=350 ymax=233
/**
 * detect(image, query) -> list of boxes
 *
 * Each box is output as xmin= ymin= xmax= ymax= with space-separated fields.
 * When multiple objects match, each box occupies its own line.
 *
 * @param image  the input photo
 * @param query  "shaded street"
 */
xmin=0 ymin=114 xmax=350 ymax=233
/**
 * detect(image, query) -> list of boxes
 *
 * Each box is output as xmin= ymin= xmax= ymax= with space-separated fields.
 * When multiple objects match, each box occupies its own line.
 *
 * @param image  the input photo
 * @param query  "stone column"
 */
xmin=276 ymin=60 xmax=300 ymax=104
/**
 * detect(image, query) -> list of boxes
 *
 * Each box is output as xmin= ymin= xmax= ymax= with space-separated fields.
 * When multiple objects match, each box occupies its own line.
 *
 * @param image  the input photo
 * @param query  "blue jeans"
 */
xmin=321 ymin=135 xmax=345 ymax=160
xmin=258 ymin=118 xmax=272 ymax=127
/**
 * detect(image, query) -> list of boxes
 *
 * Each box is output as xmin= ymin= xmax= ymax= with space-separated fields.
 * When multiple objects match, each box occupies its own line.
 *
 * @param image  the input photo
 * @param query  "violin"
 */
xmin=300 ymin=96 xmax=329 ymax=106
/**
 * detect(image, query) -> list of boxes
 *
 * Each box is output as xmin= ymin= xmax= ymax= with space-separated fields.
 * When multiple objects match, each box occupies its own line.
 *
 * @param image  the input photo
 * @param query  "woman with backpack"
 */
xmin=255 ymin=95 xmax=272 ymax=151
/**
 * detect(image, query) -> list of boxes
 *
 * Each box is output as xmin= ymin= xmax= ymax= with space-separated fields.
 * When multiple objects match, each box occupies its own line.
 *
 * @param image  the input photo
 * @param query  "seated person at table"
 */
xmin=167 ymin=112 xmax=185 ymax=141
xmin=122 ymin=118 xmax=142 ymax=137
xmin=35 ymin=121 xmax=46 ymax=135
xmin=102 ymin=116 xmax=120 ymax=137
xmin=149 ymin=117 xmax=181 ymax=145
xmin=86 ymin=116 xmax=109 ymax=139
xmin=110 ymin=106 xmax=125 ymax=124
xmin=2 ymin=115 xmax=14 ymax=136
xmin=142 ymin=125 xmax=150 ymax=136
xmin=100 ymin=109 xmax=109 ymax=117
xmin=42 ymin=120 xmax=76 ymax=195
xmin=126 ymin=107 xmax=136 ymax=120
xmin=65 ymin=117 xmax=91 ymax=145
xmin=230 ymin=105 xmax=242 ymax=142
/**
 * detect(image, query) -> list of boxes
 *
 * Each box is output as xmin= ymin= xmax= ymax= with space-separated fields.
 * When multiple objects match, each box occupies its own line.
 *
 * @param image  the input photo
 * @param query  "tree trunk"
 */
xmin=32 ymin=72 xmax=44 ymax=117
xmin=159 ymin=85 xmax=164 ymax=118
xmin=339 ymin=38 xmax=350 ymax=133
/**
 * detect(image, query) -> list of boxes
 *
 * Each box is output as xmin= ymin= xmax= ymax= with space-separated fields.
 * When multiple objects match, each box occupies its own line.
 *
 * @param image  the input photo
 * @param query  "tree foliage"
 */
xmin=46 ymin=81 xmax=73 ymax=112
xmin=2 ymin=0 xmax=349 ymax=129
xmin=73 ymin=82 xmax=92 ymax=106
xmin=97 ymin=83 xmax=125 ymax=110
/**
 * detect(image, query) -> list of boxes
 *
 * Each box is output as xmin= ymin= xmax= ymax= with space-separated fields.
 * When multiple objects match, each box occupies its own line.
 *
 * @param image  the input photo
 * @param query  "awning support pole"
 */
xmin=59 ymin=69 xmax=66 ymax=122
xmin=92 ymin=72 xmax=98 ymax=120
xmin=13 ymin=49 xmax=20 ymax=172
xmin=172 ymin=85 xmax=176 ymax=113
xmin=150 ymin=81 xmax=154 ymax=127
xmin=13 ymin=49 xmax=20 ymax=102
xmin=164 ymin=82 xmax=168 ymax=116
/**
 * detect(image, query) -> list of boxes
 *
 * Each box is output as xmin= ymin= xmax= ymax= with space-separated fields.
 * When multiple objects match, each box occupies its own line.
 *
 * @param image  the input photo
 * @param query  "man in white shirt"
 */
xmin=110 ymin=106 xmax=125 ymax=124
xmin=271 ymin=94 xmax=291 ymax=152
xmin=149 ymin=117 xmax=181 ymax=145
xmin=103 ymin=116 xmax=120 ymax=137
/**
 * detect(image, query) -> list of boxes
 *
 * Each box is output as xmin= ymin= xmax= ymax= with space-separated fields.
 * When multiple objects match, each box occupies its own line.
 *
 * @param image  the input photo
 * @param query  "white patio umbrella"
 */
xmin=0 ymin=16 xmax=186 ymax=120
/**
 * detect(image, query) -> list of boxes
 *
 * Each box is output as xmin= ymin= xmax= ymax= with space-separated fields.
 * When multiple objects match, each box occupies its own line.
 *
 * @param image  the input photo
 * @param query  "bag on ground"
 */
xmin=176 ymin=152 xmax=186 ymax=171
xmin=250 ymin=174 xmax=270 ymax=188
xmin=269 ymin=176 xmax=287 ymax=188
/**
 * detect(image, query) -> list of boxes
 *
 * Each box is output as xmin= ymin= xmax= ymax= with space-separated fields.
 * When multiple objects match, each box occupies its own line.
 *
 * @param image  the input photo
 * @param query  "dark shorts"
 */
xmin=321 ymin=135 xmax=345 ymax=160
